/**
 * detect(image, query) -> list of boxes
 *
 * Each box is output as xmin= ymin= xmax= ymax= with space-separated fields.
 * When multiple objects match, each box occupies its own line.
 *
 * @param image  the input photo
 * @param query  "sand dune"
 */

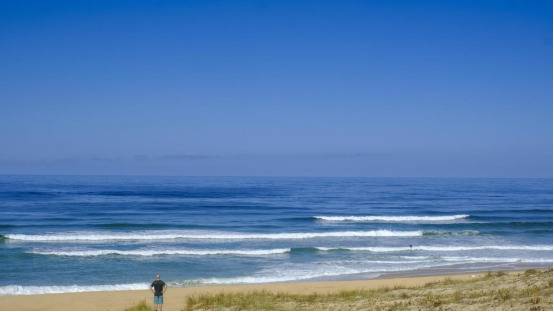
xmin=0 ymin=269 xmax=551 ymax=311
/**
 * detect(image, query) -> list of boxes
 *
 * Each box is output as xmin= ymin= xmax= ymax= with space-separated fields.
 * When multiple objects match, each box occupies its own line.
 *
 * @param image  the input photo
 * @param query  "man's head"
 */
xmin=156 ymin=273 xmax=160 ymax=280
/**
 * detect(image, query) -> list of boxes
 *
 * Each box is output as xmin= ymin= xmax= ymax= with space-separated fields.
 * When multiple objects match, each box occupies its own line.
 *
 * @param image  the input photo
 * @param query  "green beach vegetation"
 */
xmin=126 ymin=300 xmax=152 ymax=311
xmin=179 ymin=268 xmax=552 ymax=311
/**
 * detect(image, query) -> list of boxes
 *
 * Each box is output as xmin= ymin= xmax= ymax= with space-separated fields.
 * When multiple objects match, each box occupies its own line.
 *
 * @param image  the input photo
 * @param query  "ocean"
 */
xmin=0 ymin=176 xmax=551 ymax=295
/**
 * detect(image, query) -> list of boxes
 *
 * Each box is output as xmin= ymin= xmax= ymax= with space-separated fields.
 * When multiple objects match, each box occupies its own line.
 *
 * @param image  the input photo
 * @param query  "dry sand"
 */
xmin=0 ymin=271 xmax=486 ymax=311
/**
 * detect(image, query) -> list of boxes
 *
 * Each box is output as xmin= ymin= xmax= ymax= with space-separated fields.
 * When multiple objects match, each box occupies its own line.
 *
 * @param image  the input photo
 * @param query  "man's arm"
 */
xmin=163 ymin=283 xmax=167 ymax=294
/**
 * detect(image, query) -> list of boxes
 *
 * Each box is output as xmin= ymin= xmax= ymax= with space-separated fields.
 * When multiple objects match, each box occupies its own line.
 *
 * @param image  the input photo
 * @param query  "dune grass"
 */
xmin=125 ymin=299 xmax=152 ymax=311
xmin=183 ymin=268 xmax=553 ymax=310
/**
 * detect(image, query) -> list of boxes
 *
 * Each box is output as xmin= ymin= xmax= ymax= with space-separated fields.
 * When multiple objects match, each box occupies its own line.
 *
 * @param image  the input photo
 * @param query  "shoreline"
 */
xmin=1 ymin=262 xmax=547 ymax=296
xmin=0 ymin=267 xmax=550 ymax=311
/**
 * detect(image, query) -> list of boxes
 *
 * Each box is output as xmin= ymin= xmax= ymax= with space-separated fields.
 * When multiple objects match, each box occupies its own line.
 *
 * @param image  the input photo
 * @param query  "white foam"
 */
xmin=315 ymin=214 xmax=469 ymax=222
xmin=315 ymin=245 xmax=553 ymax=252
xmin=195 ymin=260 xmax=441 ymax=285
xmin=31 ymin=248 xmax=291 ymax=257
xmin=197 ymin=267 xmax=377 ymax=284
xmin=401 ymin=256 xmax=431 ymax=260
xmin=442 ymin=256 xmax=553 ymax=263
xmin=5 ymin=230 xmax=423 ymax=242
xmin=5 ymin=253 xmax=547 ymax=295
xmin=197 ymin=272 xmax=355 ymax=284
xmin=32 ymin=245 xmax=549 ymax=257
xmin=0 ymin=263 xmax=421 ymax=294
xmin=0 ymin=283 xmax=148 ymax=296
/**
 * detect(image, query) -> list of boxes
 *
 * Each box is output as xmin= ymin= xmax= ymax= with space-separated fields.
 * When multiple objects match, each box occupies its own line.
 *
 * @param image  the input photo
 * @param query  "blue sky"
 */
xmin=0 ymin=0 xmax=551 ymax=177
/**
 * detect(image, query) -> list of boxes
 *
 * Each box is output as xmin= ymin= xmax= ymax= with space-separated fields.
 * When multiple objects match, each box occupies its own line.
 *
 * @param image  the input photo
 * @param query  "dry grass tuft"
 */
xmin=125 ymin=300 xmax=152 ymax=311
xmin=182 ymin=268 xmax=553 ymax=310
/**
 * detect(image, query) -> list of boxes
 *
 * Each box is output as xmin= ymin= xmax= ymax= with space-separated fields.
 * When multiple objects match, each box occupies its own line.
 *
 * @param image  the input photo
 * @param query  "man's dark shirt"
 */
xmin=151 ymin=280 xmax=166 ymax=296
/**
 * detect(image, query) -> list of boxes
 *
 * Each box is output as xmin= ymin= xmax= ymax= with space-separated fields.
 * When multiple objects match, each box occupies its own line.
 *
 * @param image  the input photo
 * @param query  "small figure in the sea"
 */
xmin=151 ymin=273 xmax=167 ymax=311
xmin=409 ymin=244 xmax=413 ymax=250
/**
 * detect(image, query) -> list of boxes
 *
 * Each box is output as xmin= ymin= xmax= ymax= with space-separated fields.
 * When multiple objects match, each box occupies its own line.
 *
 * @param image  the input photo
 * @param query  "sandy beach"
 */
xmin=0 ymin=272 xmax=476 ymax=310
xmin=1 ymin=269 xmax=551 ymax=311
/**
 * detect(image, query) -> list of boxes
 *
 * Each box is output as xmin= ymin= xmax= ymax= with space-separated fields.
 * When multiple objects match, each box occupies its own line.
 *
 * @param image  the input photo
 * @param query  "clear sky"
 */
xmin=0 ymin=0 xmax=552 ymax=177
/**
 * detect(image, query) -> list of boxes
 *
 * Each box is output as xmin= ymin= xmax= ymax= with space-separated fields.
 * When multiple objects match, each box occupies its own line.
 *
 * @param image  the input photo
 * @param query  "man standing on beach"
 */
xmin=151 ymin=273 xmax=167 ymax=311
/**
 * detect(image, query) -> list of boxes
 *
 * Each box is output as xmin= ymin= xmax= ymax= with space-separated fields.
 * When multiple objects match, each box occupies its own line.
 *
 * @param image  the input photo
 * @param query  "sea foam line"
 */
xmin=0 ymin=283 xmax=148 ymax=296
xmin=314 ymin=214 xmax=469 ymax=222
xmin=193 ymin=254 xmax=551 ymax=285
xmin=4 ymin=230 xmax=423 ymax=241
xmin=442 ymin=256 xmax=553 ymax=263
xmin=0 ymin=264 xmax=418 ymax=295
xmin=193 ymin=264 xmax=430 ymax=285
xmin=29 ymin=245 xmax=553 ymax=257
xmin=31 ymin=248 xmax=290 ymax=257
xmin=314 ymin=245 xmax=553 ymax=252
xmin=2 ymin=256 xmax=551 ymax=295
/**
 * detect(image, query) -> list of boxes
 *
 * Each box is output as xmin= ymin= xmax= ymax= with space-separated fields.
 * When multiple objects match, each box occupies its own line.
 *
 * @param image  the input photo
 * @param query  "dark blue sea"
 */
xmin=0 ymin=176 xmax=552 ymax=295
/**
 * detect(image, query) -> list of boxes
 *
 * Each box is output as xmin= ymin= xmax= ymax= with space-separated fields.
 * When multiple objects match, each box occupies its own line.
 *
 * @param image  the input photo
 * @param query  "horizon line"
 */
xmin=0 ymin=173 xmax=551 ymax=179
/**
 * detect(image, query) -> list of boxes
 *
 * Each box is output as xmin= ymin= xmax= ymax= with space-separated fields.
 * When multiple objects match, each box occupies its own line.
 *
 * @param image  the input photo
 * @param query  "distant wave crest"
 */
xmin=5 ymin=229 xmax=423 ymax=242
xmin=31 ymin=248 xmax=290 ymax=257
xmin=29 ymin=244 xmax=553 ymax=258
xmin=314 ymin=214 xmax=469 ymax=222
xmin=422 ymin=230 xmax=480 ymax=236
xmin=312 ymin=245 xmax=553 ymax=252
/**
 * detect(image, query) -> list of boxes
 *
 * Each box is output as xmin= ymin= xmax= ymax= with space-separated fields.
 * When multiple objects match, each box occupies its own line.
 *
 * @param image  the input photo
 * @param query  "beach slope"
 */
xmin=0 ymin=269 xmax=551 ymax=311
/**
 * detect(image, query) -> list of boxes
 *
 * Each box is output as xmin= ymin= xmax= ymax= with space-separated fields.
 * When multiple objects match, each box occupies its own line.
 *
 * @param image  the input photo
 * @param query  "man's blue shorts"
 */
xmin=154 ymin=295 xmax=164 ymax=305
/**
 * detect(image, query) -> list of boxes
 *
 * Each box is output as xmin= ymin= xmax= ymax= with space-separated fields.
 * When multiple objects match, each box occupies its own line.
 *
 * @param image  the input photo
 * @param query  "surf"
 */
xmin=4 ymin=229 xmax=424 ymax=242
xmin=30 ymin=248 xmax=291 ymax=257
xmin=0 ymin=283 xmax=148 ymax=296
xmin=314 ymin=214 xmax=470 ymax=222
xmin=310 ymin=245 xmax=553 ymax=252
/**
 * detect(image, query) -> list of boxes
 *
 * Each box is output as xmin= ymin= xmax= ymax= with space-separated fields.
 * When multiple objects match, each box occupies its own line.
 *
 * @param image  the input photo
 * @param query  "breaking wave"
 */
xmin=0 ymin=283 xmax=148 ymax=296
xmin=31 ymin=248 xmax=290 ymax=257
xmin=28 ymin=244 xmax=552 ymax=258
xmin=4 ymin=230 xmax=423 ymax=242
xmin=313 ymin=245 xmax=553 ymax=252
xmin=442 ymin=256 xmax=553 ymax=263
xmin=314 ymin=214 xmax=469 ymax=222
